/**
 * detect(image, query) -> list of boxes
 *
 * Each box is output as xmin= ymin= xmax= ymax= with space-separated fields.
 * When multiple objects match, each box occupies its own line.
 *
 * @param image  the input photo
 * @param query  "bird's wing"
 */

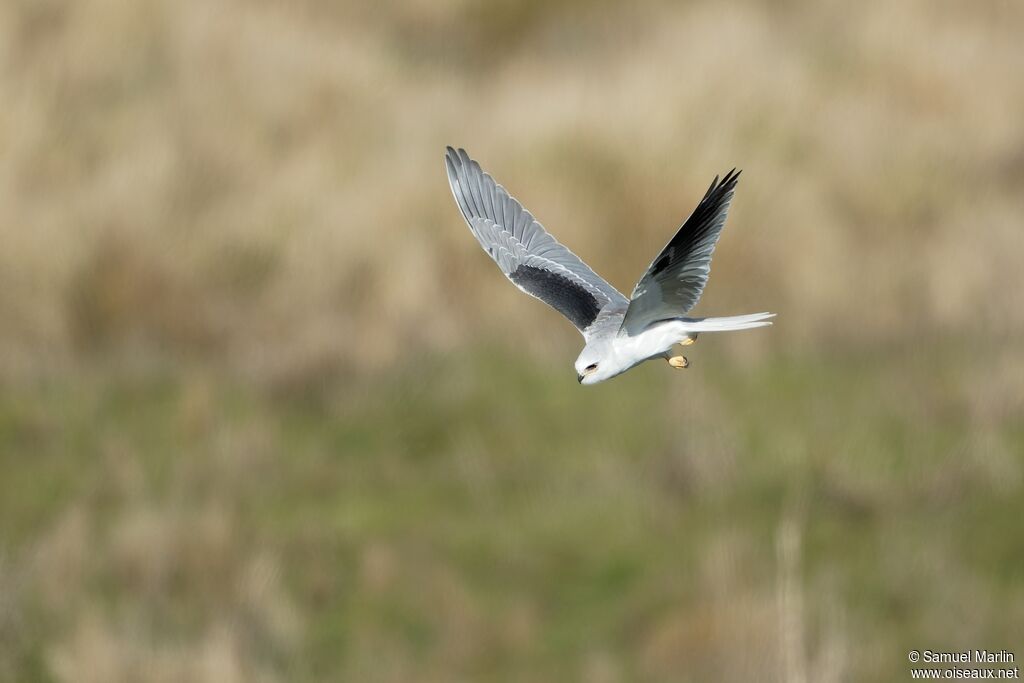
xmin=445 ymin=147 xmax=628 ymax=338
xmin=619 ymin=170 xmax=740 ymax=336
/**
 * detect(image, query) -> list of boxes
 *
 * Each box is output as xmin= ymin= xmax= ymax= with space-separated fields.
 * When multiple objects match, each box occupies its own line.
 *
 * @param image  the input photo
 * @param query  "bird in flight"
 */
xmin=444 ymin=147 xmax=773 ymax=385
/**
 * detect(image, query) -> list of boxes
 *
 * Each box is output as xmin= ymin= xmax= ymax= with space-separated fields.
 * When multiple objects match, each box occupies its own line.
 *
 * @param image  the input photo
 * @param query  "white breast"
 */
xmin=611 ymin=321 xmax=684 ymax=368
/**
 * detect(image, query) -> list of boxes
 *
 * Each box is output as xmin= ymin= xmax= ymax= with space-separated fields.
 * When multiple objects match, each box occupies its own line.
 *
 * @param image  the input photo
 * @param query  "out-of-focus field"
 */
xmin=1 ymin=0 xmax=1023 ymax=681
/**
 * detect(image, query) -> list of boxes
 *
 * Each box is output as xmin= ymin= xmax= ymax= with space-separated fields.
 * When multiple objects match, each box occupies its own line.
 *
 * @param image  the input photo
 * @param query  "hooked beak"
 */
xmin=577 ymin=373 xmax=584 ymax=384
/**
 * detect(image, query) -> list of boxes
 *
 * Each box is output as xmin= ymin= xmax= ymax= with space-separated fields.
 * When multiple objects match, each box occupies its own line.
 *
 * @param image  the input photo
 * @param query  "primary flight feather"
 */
xmin=444 ymin=146 xmax=773 ymax=384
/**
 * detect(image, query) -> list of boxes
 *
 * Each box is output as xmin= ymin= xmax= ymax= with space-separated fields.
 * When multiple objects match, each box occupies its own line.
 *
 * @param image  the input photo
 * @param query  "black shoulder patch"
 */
xmin=651 ymin=249 xmax=673 ymax=276
xmin=509 ymin=265 xmax=601 ymax=330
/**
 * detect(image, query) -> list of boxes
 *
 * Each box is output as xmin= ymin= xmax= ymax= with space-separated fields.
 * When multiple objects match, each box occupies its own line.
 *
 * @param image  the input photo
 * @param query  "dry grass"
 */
xmin=0 ymin=0 xmax=1022 ymax=680
xmin=1 ymin=0 xmax=1022 ymax=376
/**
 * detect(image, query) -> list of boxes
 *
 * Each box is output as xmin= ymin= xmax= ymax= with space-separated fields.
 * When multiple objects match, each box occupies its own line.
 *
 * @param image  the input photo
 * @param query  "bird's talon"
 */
xmin=680 ymin=336 xmax=696 ymax=346
xmin=668 ymin=355 xmax=689 ymax=369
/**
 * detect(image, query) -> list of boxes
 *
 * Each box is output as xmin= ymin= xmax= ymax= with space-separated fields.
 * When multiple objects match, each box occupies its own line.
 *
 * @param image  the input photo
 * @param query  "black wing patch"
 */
xmin=509 ymin=265 xmax=601 ymax=331
xmin=648 ymin=169 xmax=740 ymax=282
xmin=619 ymin=169 xmax=741 ymax=335
xmin=651 ymin=250 xmax=673 ymax=276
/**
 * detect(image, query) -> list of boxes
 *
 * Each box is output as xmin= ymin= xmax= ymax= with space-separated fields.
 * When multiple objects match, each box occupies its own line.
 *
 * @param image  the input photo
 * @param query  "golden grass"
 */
xmin=0 ymin=0 xmax=1021 ymax=378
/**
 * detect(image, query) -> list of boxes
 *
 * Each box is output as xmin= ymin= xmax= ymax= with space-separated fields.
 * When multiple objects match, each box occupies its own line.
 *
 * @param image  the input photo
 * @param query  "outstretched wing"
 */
xmin=619 ymin=170 xmax=740 ymax=336
xmin=445 ymin=147 xmax=628 ymax=337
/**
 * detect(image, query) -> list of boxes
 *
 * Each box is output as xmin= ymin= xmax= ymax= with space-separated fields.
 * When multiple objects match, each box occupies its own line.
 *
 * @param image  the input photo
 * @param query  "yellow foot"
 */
xmin=679 ymin=335 xmax=696 ymax=346
xmin=668 ymin=355 xmax=689 ymax=369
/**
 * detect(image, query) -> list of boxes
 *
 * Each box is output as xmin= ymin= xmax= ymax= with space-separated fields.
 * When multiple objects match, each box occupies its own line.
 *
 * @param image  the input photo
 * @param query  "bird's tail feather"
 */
xmin=677 ymin=312 xmax=775 ymax=332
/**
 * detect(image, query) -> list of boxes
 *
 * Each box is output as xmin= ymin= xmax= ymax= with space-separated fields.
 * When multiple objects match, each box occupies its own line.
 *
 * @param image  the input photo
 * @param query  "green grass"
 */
xmin=1 ymin=342 xmax=1022 ymax=681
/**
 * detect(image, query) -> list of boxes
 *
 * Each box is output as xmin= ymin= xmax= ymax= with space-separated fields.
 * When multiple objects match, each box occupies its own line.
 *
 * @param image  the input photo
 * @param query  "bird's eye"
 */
xmin=585 ymin=363 xmax=598 ymax=372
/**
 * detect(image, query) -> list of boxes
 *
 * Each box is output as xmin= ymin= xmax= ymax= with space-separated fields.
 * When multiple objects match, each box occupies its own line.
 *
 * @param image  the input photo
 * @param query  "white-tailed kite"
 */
xmin=445 ymin=147 xmax=773 ymax=385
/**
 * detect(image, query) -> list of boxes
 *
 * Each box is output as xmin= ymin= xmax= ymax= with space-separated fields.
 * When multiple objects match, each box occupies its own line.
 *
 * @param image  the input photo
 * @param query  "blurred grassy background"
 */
xmin=1 ymin=0 xmax=1023 ymax=680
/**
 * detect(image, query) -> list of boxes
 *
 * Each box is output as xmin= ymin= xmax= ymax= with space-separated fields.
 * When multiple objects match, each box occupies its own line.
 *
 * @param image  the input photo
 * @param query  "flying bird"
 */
xmin=444 ymin=147 xmax=773 ymax=385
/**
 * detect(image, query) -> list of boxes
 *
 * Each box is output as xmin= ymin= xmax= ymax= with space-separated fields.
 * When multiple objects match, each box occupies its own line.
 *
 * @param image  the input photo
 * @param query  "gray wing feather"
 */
xmin=619 ymin=170 xmax=740 ymax=336
xmin=445 ymin=147 xmax=628 ymax=337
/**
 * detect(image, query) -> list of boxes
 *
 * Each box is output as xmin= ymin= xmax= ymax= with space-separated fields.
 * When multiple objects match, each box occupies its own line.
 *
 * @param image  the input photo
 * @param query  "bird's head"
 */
xmin=574 ymin=343 xmax=620 ymax=385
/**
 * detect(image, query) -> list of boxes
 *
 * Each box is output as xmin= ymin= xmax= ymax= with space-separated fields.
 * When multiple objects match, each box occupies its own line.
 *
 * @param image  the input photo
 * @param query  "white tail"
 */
xmin=677 ymin=312 xmax=775 ymax=332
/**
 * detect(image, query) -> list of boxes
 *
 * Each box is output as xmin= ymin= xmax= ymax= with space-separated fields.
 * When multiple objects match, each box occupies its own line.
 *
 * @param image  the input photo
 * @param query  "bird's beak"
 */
xmin=577 ymin=373 xmax=584 ymax=384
